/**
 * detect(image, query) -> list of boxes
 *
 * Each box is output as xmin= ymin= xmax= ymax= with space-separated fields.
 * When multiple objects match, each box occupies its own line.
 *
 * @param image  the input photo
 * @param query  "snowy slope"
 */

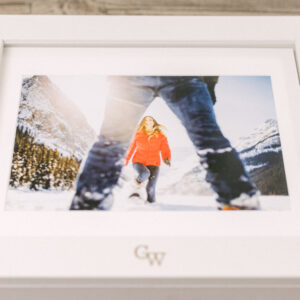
xmin=157 ymin=147 xmax=212 ymax=196
xmin=18 ymin=76 xmax=96 ymax=160
xmin=5 ymin=189 xmax=290 ymax=211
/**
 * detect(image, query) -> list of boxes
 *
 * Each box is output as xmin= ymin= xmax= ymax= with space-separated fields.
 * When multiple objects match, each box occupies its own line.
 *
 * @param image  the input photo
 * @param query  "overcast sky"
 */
xmin=49 ymin=75 xmax=277 ymax=148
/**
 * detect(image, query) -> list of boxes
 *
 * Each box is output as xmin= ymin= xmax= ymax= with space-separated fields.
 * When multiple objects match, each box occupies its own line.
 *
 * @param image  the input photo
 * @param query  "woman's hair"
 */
xmin=136 ymin=116 xmax=167 ymax=139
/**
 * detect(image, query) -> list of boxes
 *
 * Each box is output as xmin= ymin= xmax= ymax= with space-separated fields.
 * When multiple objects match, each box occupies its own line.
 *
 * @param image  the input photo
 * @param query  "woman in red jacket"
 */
xmin=124 ymin=115 xmax=171 ymax=203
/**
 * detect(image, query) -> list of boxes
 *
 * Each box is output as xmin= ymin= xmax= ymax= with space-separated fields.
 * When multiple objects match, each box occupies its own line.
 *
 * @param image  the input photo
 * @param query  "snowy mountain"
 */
xmin=153 ymin=119 xmax=288 ymax=196
xmin=234 ymin=118 xmax=281 ymax=171
xmin=18 ymin=76 xmax=96 ymax=160
xmin=234 ymin=119 xmax=288 ymax=195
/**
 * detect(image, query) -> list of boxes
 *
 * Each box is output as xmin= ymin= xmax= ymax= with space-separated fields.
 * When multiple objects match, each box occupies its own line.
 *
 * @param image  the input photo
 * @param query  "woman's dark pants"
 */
xmin=132 ymin=162 xmax=159 ymax=203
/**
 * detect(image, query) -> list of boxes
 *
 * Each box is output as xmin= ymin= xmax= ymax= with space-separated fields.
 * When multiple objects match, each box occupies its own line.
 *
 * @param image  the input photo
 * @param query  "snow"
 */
xmin=5 ymin=189 xmax=73 ymax=211
xmin=5 ymin=188 xmax=290 ymax=211
xmin=245 ymin=163 xmax=268 ymax=172
xmin=233 ymin=118 xmax=280 ymax=153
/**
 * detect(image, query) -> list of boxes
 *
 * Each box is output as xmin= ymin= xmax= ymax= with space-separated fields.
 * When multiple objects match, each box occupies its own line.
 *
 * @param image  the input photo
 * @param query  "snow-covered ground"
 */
xmin=5 ymin=189 xmax=290 ymax=211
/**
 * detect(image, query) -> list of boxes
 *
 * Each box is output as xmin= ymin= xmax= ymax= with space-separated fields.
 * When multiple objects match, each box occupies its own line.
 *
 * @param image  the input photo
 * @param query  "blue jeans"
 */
xmin=70 ymin=76 xmax=257 ymax=210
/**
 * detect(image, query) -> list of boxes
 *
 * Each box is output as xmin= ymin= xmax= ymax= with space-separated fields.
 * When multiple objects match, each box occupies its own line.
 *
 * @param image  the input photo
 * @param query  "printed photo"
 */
xmin=5 ymin=75 xmax=289 ymax=211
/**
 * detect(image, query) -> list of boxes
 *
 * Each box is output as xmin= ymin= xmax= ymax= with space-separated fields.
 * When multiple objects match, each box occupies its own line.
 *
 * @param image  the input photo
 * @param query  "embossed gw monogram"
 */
xmin=134 ymin=245 xmax=166 ymax=266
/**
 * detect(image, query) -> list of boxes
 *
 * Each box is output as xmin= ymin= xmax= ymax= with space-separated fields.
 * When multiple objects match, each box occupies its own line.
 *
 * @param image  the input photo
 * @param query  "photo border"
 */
xmin=0 ymin=16 xmax=300 ymax=290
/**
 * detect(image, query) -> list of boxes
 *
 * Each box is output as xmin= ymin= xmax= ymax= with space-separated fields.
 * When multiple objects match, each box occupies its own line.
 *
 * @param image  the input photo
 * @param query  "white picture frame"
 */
xmin=0 ymin=15 xmax=300 ymax=299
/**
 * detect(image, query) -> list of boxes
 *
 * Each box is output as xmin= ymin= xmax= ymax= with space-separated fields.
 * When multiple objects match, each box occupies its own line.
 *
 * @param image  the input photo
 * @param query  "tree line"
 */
xmin=10 ymin=127 xmax=80 ymax=191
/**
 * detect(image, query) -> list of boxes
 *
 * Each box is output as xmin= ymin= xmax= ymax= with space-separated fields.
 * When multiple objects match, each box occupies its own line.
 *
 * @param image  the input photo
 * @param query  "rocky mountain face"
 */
xmin=18 ymin=75 xmax=96 ymax=160
xmin=158 ymin=119 xmax=288 ymax=196
xmin=235 ymin=119 xmax=281 ymax=169
xmin=237 ymin=119 xmax=288 ymax=195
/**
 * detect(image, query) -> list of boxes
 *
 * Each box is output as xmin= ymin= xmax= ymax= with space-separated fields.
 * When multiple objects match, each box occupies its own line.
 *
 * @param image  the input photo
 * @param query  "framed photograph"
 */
xmin=0 ymin=15 xmax=300 ymax=298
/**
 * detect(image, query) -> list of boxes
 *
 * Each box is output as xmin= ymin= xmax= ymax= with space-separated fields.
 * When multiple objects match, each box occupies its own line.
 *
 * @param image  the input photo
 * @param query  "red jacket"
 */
xmin=125 ymin=131 xmax=171 ymax=166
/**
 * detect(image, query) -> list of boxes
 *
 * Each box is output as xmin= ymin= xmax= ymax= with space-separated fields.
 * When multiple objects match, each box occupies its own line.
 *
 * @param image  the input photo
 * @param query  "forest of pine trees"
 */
xmin=9 ymin=127 xmax=80 ymax=191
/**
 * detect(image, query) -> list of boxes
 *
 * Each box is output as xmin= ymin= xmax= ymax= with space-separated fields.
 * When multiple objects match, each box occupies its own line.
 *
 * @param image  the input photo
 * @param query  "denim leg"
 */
xmin=158 ymin=77 xmax=258 ymax=204
xmin=145 ymin=165 xmax=160 ymax=203
xmin=132 ymin=162 xmax=151 ymax=183
xmin=70 ymin=77 xmax=155 ymax=210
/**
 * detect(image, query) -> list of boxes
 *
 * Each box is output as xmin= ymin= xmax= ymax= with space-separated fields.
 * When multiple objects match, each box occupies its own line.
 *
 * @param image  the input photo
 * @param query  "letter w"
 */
xmin=147 ymin=252 xmax=166 ymax=266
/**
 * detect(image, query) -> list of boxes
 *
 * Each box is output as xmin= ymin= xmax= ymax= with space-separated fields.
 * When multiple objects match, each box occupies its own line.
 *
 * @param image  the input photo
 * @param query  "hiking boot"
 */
xmin=135 ymin=179 xmax=147 ymax=187
xmin=217 ymin=190 xmax=261 ymax=210
xmin=146 ymin=196 xmax=156 ymax=204
xmin=128 ymin=179 xmax=147 ymax=201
